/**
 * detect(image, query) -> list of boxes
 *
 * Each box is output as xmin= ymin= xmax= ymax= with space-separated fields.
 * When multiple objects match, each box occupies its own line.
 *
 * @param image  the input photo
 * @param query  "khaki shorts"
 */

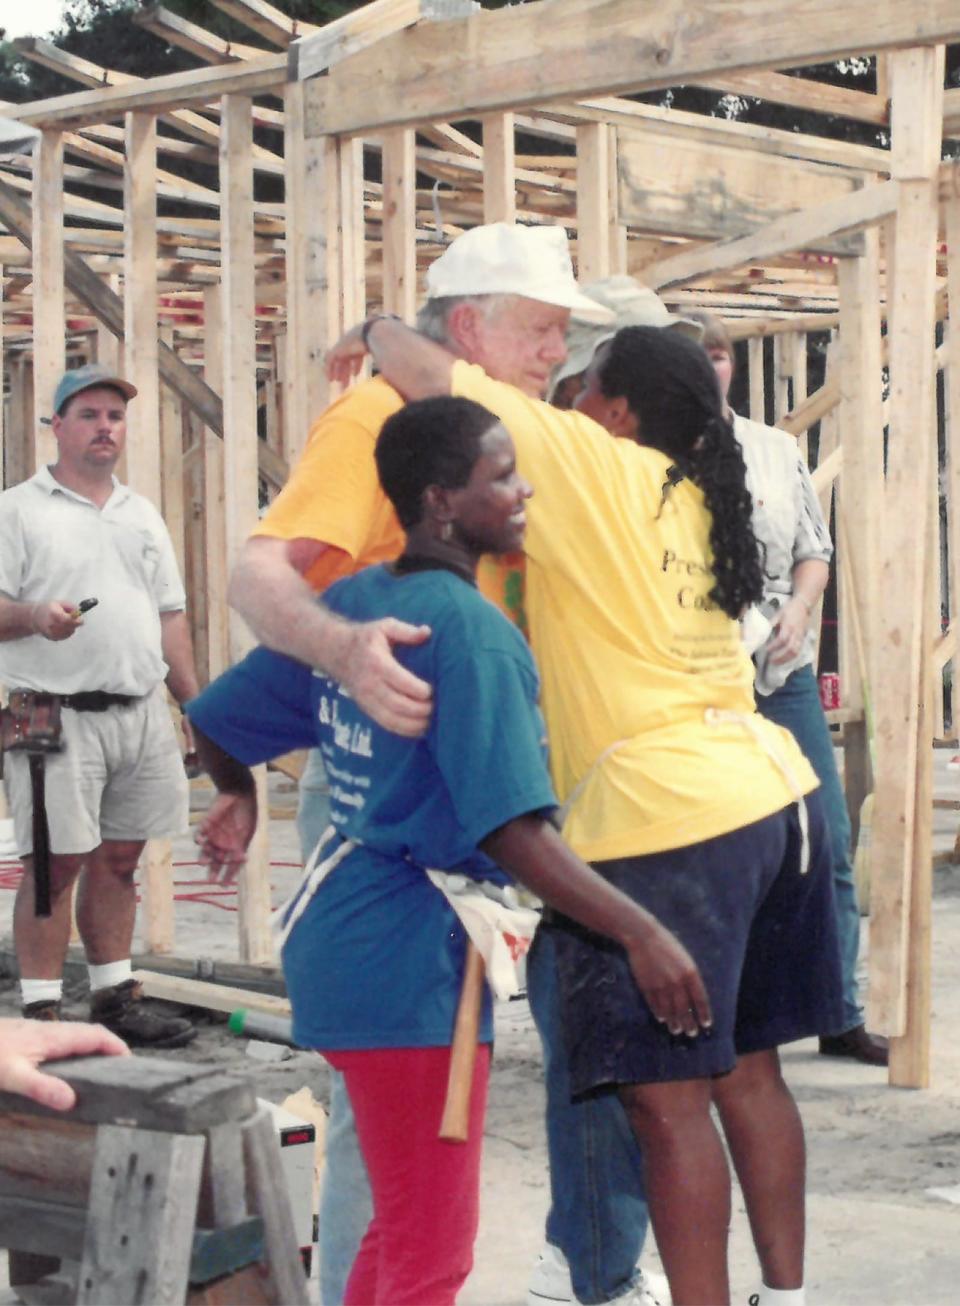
xmin=4 ymin=686 xmax=188 ymax=857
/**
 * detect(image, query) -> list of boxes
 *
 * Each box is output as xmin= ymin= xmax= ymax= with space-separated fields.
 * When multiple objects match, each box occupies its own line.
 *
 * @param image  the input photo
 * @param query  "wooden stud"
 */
xmin=159 ymin=328 xmax=186 ymax=581
xmin=134 ymin=970 xmax=290 ymax=1017
xmin=221 ymin=93 xmax=273 ymax=967
xmin=772 ymin=334 xmax=791 ymax=425
xmin=837 ymin=233 xmax=885 ymax=702
xmin=747 ymin=336 xmax=765 ymax=425
xmin=889 ymin=432 xmax=936 ymax=1088
xmin=183 ymin=411 xmax=209 ymax=685
xmin=31 ymin=130 xmax=65 ymax=469
xmin=482 ymin=113 xmax=516 ymax=225
xmin=931 ymin=431 xmax=946 ymax=739
xmin=125 ymin=103 xmax=174 ymax=952
xmin=203 ymin=283 xmax=229 ymax=681
xmin=123 ymin=111 xmax=161 ymax=506
xmin=607 ymin=126 xmax=627 ymax=275
xmin=576 ymin=122 xmax=610 ymax=281
xmin=868 ymin=46 xmax=945 ymax=1060
xmin=5 ymin=359 xmax=33 ymax=491
xmin=138 ymin=838 xmax=175 ymax=958
xmin=381 ymin=128 xmax=417 ymax=320
xmin=945 ymin=197 xmax=960 ymax=735
xmin=339 ymin=136 xmax=367 ymax=327
xmin=284 ymin=81 xmax=338 ymax=466
xmin=0 ymin=263 xmax=4 ymax=491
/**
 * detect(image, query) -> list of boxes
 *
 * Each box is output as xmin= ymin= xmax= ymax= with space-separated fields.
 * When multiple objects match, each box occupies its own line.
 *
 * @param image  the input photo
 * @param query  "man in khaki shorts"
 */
xmin=0 ymin=364 xmax=198 ymax=1047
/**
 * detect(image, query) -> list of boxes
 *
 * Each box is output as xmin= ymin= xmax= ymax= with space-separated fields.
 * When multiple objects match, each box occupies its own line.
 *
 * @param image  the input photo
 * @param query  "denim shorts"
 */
xmin=551 ymin=792 xmax=844 ymax=1093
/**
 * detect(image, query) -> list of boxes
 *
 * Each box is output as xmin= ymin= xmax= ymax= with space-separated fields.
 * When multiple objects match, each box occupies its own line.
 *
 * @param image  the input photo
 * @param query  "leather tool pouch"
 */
xmin=0 ymin=690 xmax=64 ymax=776
xmin=0 ymin=692 xmax=64 ymax=918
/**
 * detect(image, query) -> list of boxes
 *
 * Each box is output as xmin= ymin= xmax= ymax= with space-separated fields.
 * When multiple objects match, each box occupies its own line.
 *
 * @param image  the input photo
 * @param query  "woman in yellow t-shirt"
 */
xmin=327 ymin=318 xmax=844 ymax=1306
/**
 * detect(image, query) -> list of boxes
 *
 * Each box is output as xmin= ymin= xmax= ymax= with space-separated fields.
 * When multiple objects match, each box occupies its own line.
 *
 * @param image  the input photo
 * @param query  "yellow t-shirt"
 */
xmin=452 ymin=360 xmax=818 ymax=861
xmin=253 ymin=375 xmax=521 ymax=617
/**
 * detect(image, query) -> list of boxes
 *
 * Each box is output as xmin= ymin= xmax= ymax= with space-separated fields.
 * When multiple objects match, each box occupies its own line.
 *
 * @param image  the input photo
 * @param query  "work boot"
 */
xmin=22 ymin=999 xmax=61 ymax=1021
xmin=818 ymin=1023 xmax=888 ymax=1066
xmin=90 ymin=978 xmax=196 ymax=1049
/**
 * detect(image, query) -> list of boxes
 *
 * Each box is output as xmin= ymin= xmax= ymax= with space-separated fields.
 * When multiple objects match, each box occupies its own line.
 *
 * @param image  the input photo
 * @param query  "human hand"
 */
xmin=336 ymin=618 xmax=433 ymax=738
xmin=0 ymin=1018 xmax=129 ymax=1111
xmin=32 ymin=600 xmax=82 ymax=642
xmin=325 ymin=324 xmax=369 ymax=387
xmin=196 ymin=792 xmax=258 ymax=883
xmin=624 ymin=926 xmax=712 ymax=1038
xmin=768 ymin=596 xmax=811 ymax=665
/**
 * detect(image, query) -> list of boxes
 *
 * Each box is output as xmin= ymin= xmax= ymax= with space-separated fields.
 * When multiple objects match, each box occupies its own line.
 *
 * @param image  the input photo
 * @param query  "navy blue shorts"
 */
xmin=551 ymin=792 xmax=844 ymax=1093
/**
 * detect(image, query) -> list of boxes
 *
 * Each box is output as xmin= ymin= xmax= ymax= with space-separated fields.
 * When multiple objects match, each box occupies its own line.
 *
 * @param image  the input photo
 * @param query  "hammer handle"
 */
xmin=438 ymin=942 xmax=485 ymax=1142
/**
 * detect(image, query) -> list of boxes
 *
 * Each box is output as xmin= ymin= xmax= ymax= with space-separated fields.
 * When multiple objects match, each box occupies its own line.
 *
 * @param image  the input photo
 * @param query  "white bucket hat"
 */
xmin=426 ymin=223 xmax=614 ymax=322
xmin=552 ymin=276 xmax=704 ymax=390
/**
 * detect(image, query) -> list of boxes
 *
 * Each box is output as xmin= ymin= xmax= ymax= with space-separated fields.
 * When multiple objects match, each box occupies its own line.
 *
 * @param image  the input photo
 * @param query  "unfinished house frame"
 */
xmin=2 ymin=0 xmax=959 ymax=1088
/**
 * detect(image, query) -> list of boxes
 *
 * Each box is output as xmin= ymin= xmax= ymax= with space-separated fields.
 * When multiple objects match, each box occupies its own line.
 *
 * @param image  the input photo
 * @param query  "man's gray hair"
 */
xmin=415 ymin=293 xmax=514 ymax=346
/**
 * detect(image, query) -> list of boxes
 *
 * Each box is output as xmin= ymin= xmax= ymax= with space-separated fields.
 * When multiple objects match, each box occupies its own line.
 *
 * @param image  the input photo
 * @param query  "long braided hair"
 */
xmin=595 ymin=325 xmax=764 ymax=618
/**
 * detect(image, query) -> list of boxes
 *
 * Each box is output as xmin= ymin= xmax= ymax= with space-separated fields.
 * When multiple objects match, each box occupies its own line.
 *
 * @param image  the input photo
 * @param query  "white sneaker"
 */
xmin=528 ymin=1244 xmax=575 ymax=1304
xmin=527 ymin=1245 xmax=671 ymax=1306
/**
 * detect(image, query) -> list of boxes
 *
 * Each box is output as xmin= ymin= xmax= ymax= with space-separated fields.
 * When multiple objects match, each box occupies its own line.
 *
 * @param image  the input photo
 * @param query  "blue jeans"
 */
xmin=756 ymin=663 xmax=863 ymax=1031
xmin=297 ymin=752 xmax=372 ymax=1306
xmin=527 ymin=927 xmax=648 ymax=1304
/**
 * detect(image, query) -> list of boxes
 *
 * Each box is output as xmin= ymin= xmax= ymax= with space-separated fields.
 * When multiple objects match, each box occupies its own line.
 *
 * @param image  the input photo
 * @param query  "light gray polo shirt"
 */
xmin=734 ymin=415 xmax=834 ymax=696
xmin=0 ymin=466 xmax=186 ymax=696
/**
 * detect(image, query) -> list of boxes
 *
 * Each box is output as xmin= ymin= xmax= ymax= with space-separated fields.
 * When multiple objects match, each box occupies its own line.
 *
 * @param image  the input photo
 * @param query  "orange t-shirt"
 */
xmin=253 ymin=377 xmax=407 ymax=590
xmin=253 ymin=375 xmax=526 ymax=623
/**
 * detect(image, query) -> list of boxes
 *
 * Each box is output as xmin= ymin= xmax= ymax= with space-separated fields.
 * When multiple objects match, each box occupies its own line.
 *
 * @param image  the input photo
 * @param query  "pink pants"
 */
xmin=324 ymin=1044 xmax=491 ymax=1306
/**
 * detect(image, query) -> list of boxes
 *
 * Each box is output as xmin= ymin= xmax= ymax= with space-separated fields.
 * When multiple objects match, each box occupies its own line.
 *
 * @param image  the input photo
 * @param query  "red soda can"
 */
xmin=818 ymin=672 xmax=840 ymax=711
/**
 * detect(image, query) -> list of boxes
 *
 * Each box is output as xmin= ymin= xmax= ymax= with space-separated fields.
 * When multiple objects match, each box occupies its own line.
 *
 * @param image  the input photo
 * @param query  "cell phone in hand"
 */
xmin=76 ymin=597 xmax=99 ymax=615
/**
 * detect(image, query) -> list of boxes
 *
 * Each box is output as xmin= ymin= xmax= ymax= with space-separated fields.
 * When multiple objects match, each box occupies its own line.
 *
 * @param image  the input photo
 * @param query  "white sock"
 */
xmin=88 ymin=959 xmax=133 ymax=993
xmin=21 ymin=978 xmax=63 ymax=1006
xmin=756 ymin=1287 xmax=806 ymax=1306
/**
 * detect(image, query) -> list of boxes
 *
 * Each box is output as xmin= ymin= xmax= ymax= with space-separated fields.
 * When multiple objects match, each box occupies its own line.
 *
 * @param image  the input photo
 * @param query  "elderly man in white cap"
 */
xmin=228 ymin=223 xmax=681 ymax=1306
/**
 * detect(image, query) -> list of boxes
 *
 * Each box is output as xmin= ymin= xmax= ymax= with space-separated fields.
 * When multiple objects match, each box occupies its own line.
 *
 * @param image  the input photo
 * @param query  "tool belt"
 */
xmin=61 ymin=691 xmax=139 ymax=711
xmin=0 ymin=690 xmax=64 ymax=918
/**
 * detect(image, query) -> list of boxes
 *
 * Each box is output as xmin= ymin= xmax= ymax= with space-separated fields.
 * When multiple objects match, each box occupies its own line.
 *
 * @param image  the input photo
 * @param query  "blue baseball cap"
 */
xmin=50 ymin=364 xmax=137 ymax=418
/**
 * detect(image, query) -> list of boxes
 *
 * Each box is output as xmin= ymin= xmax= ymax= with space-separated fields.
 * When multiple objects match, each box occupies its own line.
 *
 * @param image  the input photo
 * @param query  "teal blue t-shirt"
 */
xmin=187 ymin=563 xmax=555 ymax=1050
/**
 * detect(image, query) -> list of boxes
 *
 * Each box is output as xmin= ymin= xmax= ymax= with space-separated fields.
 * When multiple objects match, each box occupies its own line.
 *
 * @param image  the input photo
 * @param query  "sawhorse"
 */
xmin=0 ymin=1054 xmax=310 ymax=1305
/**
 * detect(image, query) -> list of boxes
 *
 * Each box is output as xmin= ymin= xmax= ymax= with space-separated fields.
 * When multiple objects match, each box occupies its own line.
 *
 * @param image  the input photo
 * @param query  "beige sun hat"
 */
xmin=551 ymin=276 xmax=704 ymax=390
xmin=426 ymin=223 xmax=614 ymax=323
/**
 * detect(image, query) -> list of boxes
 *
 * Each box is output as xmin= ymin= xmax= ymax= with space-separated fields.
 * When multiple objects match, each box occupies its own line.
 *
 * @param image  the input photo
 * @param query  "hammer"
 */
xmin=438 ymin=942 xmax=485 ymax=1142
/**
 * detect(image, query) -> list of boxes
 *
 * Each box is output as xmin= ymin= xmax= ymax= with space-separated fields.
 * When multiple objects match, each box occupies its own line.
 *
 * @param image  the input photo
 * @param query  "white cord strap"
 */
xmin=273 ymin=825 xmax=357 ymax=948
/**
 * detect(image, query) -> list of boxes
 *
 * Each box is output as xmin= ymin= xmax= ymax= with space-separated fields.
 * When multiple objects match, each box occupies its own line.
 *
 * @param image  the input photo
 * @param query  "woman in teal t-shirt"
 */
xmin=188 ymin=396 xmax=708 ymax=1306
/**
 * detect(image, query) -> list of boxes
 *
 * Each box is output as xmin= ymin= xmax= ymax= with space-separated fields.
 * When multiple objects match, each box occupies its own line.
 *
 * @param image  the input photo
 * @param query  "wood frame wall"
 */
xmin=2 ymin=0 xmax=959 ymax=1085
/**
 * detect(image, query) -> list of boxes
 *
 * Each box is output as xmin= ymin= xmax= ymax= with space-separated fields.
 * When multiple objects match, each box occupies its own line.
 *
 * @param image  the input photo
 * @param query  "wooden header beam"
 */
xmin=305 ymin=0 xmax=960 ymax=137
xmin=4 ymin=53 xmax=287 ymax=129
xmin=289 ymin=0 xmax=422 ymax=82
